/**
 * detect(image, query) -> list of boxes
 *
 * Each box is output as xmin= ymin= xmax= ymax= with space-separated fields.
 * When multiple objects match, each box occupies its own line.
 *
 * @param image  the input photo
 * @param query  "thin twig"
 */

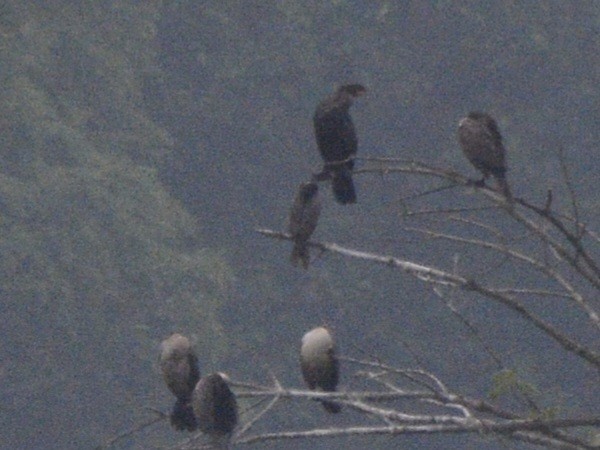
xmin=95 ymin=409 xmax=166 ymax=449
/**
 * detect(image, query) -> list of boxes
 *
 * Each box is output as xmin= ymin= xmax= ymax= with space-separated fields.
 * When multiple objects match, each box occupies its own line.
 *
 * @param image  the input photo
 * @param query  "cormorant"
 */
xmin=193 ymin=373 xmax=238 ymax=447
xmin=314 ymin=84 xmax=366 ymax=204
xmin=458 ymin=112 xmax=512 ymax=199
xmin=300 ymin=327 xmax=341 ymax=413
xmin=289 ymin=182 xmax=321 ymax=269
xmin=159 ymin=333 xmax=201 ymax=431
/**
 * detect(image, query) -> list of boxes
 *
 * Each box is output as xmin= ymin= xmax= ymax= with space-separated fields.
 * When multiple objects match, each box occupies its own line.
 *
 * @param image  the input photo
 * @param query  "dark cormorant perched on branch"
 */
xmin=289 ymin=182 xmax=321 ymax=269
xmin=193 ymin=373 xmax=238 ymax=448
xmin=300 ymin=327 xmax=341 ymax=413
xmin=159 ymin=334 xmax=201 ymax=431
xmin=314 ymin=84 xmax=366 ymax=204
xmin=458 ymin=111 xmax=512 ymax=199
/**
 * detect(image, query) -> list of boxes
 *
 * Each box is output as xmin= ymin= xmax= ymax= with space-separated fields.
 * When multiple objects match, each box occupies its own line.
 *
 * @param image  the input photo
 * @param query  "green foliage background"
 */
xmin=0 ymin=2 xmax=598 ymax=449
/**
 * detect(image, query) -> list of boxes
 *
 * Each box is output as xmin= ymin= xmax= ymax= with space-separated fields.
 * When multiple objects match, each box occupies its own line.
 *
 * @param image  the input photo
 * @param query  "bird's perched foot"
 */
xmin=466 ymin=178 xmax=486 ymax=188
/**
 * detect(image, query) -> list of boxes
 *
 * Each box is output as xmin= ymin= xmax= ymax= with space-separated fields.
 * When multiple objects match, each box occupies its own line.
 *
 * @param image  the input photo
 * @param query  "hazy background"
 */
xmin=1 ymin=2 xmax=598 ymax=449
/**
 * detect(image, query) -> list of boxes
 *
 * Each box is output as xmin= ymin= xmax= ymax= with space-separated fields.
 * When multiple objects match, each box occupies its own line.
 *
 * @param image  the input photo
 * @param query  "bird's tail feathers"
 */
xmin=290 ymin=241 xmax=310 ymax=269
xmin=209 ymin=433 xmax=233 ymax=450
xmin=332 ymin=169 xmax=356 ymax=204
xmin=494 ymin=173 xmax=513 ymax=202
xmin=321 ymin=399 xmax=342 ymax=414
xmin=170 ymin=399 xmax=198 ymax=432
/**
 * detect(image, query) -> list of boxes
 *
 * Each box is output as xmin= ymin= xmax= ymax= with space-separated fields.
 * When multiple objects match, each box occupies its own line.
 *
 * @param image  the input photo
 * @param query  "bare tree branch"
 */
xmin=358 ymin=158 xmax=600 ymax=285
xmin=257 ymin=229 xmax=600 ymax=369
xmin=121 ymin=157 xmax=599 ymax=450
xmin=237 ymin=419 xmax=599 ymax=448
xmin=404 ymin=225 xmax=600 ymax=329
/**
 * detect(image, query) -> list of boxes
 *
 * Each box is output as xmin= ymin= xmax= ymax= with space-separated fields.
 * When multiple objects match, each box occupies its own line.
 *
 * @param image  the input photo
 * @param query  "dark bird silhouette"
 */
xmin=300 ymin=327 xmax=341 ymax=413
xmin=458 ymin=111 xmax=512 ymax=200
xmin=193 ymin=373 xmax=238 ymax=449
xmin=314 ymin=84 xmax=366 ymax=204
xmin=289 ymin=182 xmax=321 ymax=269
xmin=159 ymin=333 xmax=201 ymax=431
